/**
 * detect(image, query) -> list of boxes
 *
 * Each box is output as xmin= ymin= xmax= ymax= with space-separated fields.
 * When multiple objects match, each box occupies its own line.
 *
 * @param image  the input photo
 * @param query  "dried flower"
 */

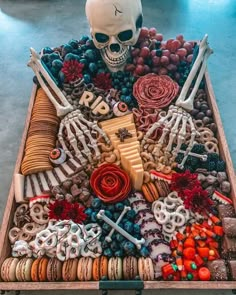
xmin=64 ymin=203 xmax=87 ymax=224
xmin=93 ymin=72 xmax=112 ymax=91
xmin=183 ymin=186 xmax=214 ymax=213
xmin=62 ymin=60 xmax=84 ymax=82
xmin=48 ymin=200 xmax=70 ymax=220
xmin=48 ymin=200 xmax=87 ymax=224
xmin=171 ymin=170 xmax=200 ymax=197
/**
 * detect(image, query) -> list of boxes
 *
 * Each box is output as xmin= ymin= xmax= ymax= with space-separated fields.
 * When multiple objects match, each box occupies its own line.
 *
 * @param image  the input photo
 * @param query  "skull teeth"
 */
xmin=101 ymin=46 xmax=130 ymax=67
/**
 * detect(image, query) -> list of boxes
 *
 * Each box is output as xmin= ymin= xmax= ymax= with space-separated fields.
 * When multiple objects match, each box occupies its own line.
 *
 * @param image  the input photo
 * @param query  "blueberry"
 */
xmin=133 ymin=224 xmax=141 ymax=233
xmin=41 ymin=53 xmax=50 ymax=63
xmin=102 ymin=223 xmax=111 ymax=233
xmin=83 ymin=73 xmax=91 ymax=83
xmin=107 ymin=204 xmax=115 ymax=213
xmin=97 ymin=60 xmax=105 ymax=68
xmin=68 ymin=39 xmax=78 ymax=49
xmin=116 ymin=233 xmax=125 ymax=242
xmin=103 ymin=248 xmax=113 ymax=257
xmin=124 ymin=221 xmax=134 ymax=234
xmin=139 ymin=246 xmax=149 ymax=257
xmin=92 ymin=198 xmax=102 ymax=209
xmin=121 ymin=87 xmax=129 ymax=95
xmin=101 ymin=239 xmax=109 ymax=248
xmin=105 ymin=210 xmax=113 ymax=219
xmin=52 ymin=59 xmax=63 ymax=70
xmin=85 ymin=49 xmax=96 ymax=61
xmin=110 ymin=241 xmax=119 ymax=252
xmin=48 ymin=52 xmax=60 ymax=62
xmin=62 ymin=44 xmax=73 ymax=54
xmin=117 ymin=71 xmax=124 ymax=79
xmin=64 ymin=53 xmax=77 ymax=61
xmin=126 ymin=209 xmax=136 ymax=221
xmin=79 ymin=35 xmax=90 ymax=44
xmin=91 ymin=212 xmax=97 ymax=222
xmin=42 ymin=47 xmax=54 ymax=54
xmin=123 ymin=241 xmax=135 ymax=253
xmin=115 ymin=202 xmax=124 ymax=212
xmin=114 ymin=249 xmax=124 ymax=257
xmin=85 ymin=208 xmax=93 ymax=216
xmin=58 ymin=71 xmax=65 ymax=83
xmin=113 ymin=212 xmax=120 ymax=221
xmin=79 ymin=58 xmax=88 ymax=67
xmin=89 ymin=62 xmax=98 ymax=73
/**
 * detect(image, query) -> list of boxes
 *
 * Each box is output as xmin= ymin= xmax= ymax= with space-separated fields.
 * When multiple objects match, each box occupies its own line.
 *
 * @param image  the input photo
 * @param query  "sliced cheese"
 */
xmin=99 ymin=113 xmax=134 ymax=128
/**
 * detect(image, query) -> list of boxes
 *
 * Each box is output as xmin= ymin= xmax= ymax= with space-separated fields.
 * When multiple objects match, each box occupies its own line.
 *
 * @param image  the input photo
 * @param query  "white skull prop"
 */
xmin=85 ymin=0 xmax=143 ymax=72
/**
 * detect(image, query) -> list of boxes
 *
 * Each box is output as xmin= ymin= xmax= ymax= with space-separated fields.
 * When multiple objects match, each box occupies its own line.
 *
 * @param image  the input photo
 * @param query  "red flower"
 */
xmin=183 ymin=186 xmax=214 ymax=213
xmin=90 ymin=164 xmax=131 ymax=203
xmin=61 ymin=60 xmax=84 ymax=82
xmin=64 ymin=203 xmax=87 ymax=224
xmin=171 ymin=170 xmax=200 ymax=197
xmin=48 ymin=200 xmax=70 ymax=220
xmin=93 ymin=72 xmax=112 ymax=91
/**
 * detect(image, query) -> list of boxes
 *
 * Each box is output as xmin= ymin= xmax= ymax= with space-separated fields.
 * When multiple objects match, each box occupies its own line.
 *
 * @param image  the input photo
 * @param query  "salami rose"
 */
xmin=133 ymin=73 xmax=179 ymax=109
xmin=90 ymin=164 xmax=131 ymax=203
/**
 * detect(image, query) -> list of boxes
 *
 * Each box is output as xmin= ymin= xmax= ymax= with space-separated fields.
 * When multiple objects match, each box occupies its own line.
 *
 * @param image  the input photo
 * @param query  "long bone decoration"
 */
xmin=105 ymin=206 xmax=131 ymax=243
xmin=28 ymin=48 xmax=73 ymax=117
xmin=97 ymin=209 xmax=145 ymax=249
xmin=142 ymin=35 xmax=213 ymax=168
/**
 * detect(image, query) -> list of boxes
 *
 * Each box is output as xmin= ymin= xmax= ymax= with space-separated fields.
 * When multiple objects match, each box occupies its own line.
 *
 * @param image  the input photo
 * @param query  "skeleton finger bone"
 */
xmin=178 ymin=149 xmax=208 ymax=161
xmin=28 ymin=48 xmax=73 ymax=117
xmin=97 ymin=210 xmax=145 ymax=249
xmin=105 ymin=206 xmax=131 ymax=242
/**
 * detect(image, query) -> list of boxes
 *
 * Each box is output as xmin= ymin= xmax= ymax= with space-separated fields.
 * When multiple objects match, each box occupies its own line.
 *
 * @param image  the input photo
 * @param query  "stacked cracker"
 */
xmin=21 ymin=88 xmax=60 ymax=175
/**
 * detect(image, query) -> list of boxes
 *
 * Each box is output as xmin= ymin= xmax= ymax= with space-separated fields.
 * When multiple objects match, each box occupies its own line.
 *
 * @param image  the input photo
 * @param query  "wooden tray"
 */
xmin=0 ymin=72 xmax=236 ymax=291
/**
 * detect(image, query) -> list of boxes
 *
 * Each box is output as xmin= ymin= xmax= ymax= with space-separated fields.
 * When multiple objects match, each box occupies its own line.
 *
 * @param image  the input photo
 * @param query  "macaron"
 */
xmin=16 ymin=258 xmax=33 ymax=282
xmin=100 ymin=256 xmax=108 ymax=279
xmin=108 ymin=257 xmax=122 ymax=280
xmin=77 ymin=257 xmax=93 ymax=281
xmin=31 ymin=258 xmax=42 ymax=281
xmin=38 ymin=257 xmax=49 ymax=281
xmin=138 ymin=257 xmax=154 ymax=281
xmin=62 ymin=258 xmax=78 ymax=281
xmin=1 ymin=257 xmax=19 ymax=282
xmin=142 ymin=182 xmax=159 ymax=203
xmin=47 ymin=258 xmax=62 ymax=281
xmin=92 ymin=257 xmax=100 ymax=281
xmin=123 ymin=256 xmax=138 ymax=280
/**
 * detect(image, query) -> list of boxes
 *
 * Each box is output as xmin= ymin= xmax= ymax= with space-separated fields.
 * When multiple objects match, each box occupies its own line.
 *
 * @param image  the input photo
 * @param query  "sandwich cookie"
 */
xmin=123 ymin=256 xmax=138 ymax=280
xmin=108 ymin=257 xmax=122 ymax=280
xmin=47 ymin=258 xmax=62 ymax=281
xmin=100 ymin=256 xmax=108 ymax=279
xmin=92 ymin=257 xmax=100 ymax=281
xmin=1 ymin=257 xmax=19 ymax=282
xmin=142 ymin=182 xmax=159 ymax=203
xmin=138 ymin=257 xmax=154 ymax=281
xmin=77 ymin=257 xmax=93 ymax=281
xmin=62 ymin=258 xmax=78 ymax=281
xmin=31 ymin=257 xmax=42 ymax=281
xmin=16 ymin=258 xmax=33 ymax=282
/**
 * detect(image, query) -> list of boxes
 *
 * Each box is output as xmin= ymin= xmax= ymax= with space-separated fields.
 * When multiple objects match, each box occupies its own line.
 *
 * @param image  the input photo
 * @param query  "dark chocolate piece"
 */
xmin=223 ymin=218 xmax=236 ymax=238
xmin=207 ymin=260 xmax=228 ymax=281
xmin=222 ymin=236 xmax=236 ymax=259
xmin=218 ymin=204 xmax=236 ymax=219
xmin=228 ymin=260 xmax=236 ymax=280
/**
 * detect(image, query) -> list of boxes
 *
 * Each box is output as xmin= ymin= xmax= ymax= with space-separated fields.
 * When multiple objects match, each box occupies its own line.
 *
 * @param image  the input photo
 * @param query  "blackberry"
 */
xmin=216 ymin=160 xmax=226 ymax=172
xmin=192 ymin=144 xmax=206 ymax=154
xmin=208 ymin=161 xmax=216 ymax=171
xmin=181 ymin=143 xmax=188 ymax=150
xmin=184 ymin=165 xmax=195 ymax=173
xmin=175 ymin=153 xmax=184 ymax=164
xmin=190 ymin=156 xmax=200 ymax=168
xmin=208 ymin=153 xmax=220 ymax=161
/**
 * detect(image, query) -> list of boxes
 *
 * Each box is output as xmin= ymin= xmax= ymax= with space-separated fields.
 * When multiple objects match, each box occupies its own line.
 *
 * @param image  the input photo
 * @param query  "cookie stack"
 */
xmin=21 ymin=88 xmax=60 ymax=175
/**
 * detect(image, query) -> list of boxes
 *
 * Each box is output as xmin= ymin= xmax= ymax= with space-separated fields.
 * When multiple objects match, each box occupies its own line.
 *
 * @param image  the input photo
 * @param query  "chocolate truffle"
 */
xmin=218 ymin=204 xmax=236 ymax=219
xmin=228 ymin=260 xmax=236 ymax=280
xmin=222 ymin=236 xmax=236 ymax=259
xmin=207 ymin=260 xmax=228 ymax=281
xmin=223 ymin=218 xmax=236 ymax=238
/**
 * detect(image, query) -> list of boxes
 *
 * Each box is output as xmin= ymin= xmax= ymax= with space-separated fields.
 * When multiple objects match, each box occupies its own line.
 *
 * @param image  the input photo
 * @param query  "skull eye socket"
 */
xmin=118 ymin=30 xmax=133 ymax=42
xmin=95 ymin=33 xmax=109 ymax=43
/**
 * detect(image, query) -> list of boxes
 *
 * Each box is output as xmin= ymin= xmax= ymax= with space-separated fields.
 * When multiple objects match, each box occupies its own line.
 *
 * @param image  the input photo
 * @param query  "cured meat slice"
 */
xmin=133 ymin=73 xmax=179 ymax=109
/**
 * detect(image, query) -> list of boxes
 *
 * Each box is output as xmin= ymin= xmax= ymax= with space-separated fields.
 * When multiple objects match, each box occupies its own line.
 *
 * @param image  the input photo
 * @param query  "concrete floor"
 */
xmin=0 ymin=0 xmax=236 ymax=294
